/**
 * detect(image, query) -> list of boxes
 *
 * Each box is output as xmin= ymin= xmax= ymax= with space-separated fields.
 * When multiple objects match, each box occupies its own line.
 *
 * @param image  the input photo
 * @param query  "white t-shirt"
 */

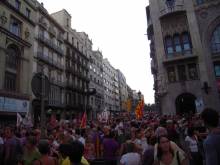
xmin=78 ymin=137 xmax=86 ymax=146
xmin=185 ymin=136 xmax=198 ymax=153
xmin=120 ymin=152 xmax=141 ymax=165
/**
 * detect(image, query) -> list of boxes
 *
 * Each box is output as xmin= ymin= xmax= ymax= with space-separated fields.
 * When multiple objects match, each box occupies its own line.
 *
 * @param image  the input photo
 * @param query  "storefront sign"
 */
xmin=0 ymin=97 xmax=29 ymax=113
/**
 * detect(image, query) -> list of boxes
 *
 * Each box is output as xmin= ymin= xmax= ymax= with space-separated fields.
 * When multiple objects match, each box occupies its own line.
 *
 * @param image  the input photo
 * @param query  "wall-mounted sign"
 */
xmin=0 ymin=97 xmax=29 ymax=113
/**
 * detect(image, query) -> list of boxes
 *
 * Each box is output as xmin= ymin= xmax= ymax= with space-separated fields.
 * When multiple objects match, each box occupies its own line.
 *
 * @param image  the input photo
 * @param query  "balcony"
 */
xmin=57 ymin=33 xmax=64 ymax=42
xmin=160 ymin=0 xmax=185 ymax=18
xmin=37 ymin=34 xmax=64 ymax=56
xmin=50 ymin=79 xmax=65 ymax=88
xmin=163 ymin=50 xmax=198 ymax=64
xmin=36 ymin=52 xmax=64 ymax=70
xmin=38 ymin=17 xmax=48 ymax=30
xmin=48 ymin=26 xmax=56 ymax=37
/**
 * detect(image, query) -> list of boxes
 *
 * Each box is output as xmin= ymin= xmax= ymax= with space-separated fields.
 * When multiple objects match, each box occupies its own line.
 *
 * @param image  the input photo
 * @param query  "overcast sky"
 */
xmin=40 ymin=0 xmax=153 ymax=103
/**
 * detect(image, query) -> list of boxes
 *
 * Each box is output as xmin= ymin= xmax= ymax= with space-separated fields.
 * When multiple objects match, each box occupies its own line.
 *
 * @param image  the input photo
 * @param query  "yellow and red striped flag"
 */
xmin=80 ymin=111 xmax=87 ymax=129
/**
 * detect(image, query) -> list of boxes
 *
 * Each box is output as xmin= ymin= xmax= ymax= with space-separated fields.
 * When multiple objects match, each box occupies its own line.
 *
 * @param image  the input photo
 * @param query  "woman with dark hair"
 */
xmin=153 ymin=135 xmax=187 ymax=165
xmin=185 ymin=127 xmax=203 ymax=165
xmin=119 ymin=142 xmax=141 ymax=165
xmin=33 ymin=139 xmax=58 ymax=165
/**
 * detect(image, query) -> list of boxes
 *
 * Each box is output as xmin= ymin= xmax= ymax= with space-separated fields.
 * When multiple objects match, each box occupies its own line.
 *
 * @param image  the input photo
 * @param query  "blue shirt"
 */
xmin=204 ymin=130 xmax=220 ymax=165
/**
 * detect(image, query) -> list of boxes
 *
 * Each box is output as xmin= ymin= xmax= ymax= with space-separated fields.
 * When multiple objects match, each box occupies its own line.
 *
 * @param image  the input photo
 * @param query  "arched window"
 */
xmin=211 ymin=25 xmax=220 ymax=53
xmin=182 ymin=32 xmax=191 ymax=52
xmin=4 ymin=45 xmax=20 ymax=91
xmin=165 ymin=36 xmax=174 ymax=57
xmin=174 ymin=34 xmax=182 ymax=53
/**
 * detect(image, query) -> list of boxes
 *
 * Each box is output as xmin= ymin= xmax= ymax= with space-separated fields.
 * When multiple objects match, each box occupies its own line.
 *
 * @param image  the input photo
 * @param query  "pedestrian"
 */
xmin=201 ymin=108 xmax=220 ymax=165
xmin=33 ymin=139 xmax=58 ymax=165
xmin=142 ymin=136 xmax=156 ymax=165
xmin=3 ymin=126 xmax=23 ymax=165
xmin=120 ymin=142 xmax=141 ymax=165
xmin=184 ymin=127 xmax=203 ymax=165
xmin=22 ymin=136 xmax=41 ymax=165
xmin=153 ymin=135 xmax=188 ymax=165
xmin=102 ymin=131 xmax=119 ymax=165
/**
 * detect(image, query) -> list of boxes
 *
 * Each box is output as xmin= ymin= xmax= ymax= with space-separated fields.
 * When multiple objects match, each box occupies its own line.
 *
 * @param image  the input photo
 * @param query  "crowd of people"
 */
xmin=0 ymin=108 xmax=220 ymax=165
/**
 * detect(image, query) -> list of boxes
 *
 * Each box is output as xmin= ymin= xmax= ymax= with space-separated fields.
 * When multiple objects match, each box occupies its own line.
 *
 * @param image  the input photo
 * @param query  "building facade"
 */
xmin=88 ymin=50 xmax=104 ymax=118
xmin=32 ymin=2 xmax=65 ymax=121
xmin=0 ymin=0 xmax=36 ymax=122
xmin=117 ymin=69 xmax=128 ymax=111
xmin=103 ymin=58 xmax=120 ymax=112
xmin=51 ymin=10 xmax=90 ymax=118
xmin=147 ymin=0 xmax=220 ymax=114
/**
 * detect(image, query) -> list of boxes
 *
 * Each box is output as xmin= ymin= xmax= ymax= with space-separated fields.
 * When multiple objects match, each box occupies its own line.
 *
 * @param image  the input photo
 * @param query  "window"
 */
xmin=196 ymin=0 xmax=204 ymax=5
xmin=211 ymin=25 xmax=220 ymax=53
xmin=182 ymin=32 xmax=191 ymax=52
xmin=67 ymin=18 xmax=69 ymax=27
xmin=4 ymin=45 xmax=20 ymax=92
xmin=15 ymin=0 xmax=21 ymax=10
xmin=167 ymin=67 xmax=176 ymax=83
xmin=214 ymin=64 xmax=220 ymax=77
xmin=188 ymin=63 xmax=198 ymax=80
xmin=4 ymin=72 xmax=17 ymax=91
xmin=165 ymin=36 xmax=174 ymax=57
xmin=178 ymin=65 xmax=187 ymax=81
xmin=25 ymin=8 xmax=31 ymax=18
xmin=174 ymin=34 xmax=182 ymax=53
xmin=10 ymin=17 xmax=22 ymax=37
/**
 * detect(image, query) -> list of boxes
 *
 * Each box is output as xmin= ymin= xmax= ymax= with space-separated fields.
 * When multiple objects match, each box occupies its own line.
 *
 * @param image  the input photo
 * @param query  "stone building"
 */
xmin=32 ymin=2 xmax=65 ymax=121
xmin=146 ymin=0 xmax=220 ymax=114
xmin=103 ymin=58 xmax=120 ymax=112
xmin=51 ymin=10 xmax=90 ymax=118
xmin=88 ymin=50 xmax=104 ymax=118
xmin=117 ymin=69 xmax=128 ymax=111
xmin=0 ymin=0 xmax=36 ymax=122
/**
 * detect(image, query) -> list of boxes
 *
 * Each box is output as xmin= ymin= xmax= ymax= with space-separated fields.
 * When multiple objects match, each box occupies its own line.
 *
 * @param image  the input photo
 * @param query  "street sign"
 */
xmin=31 ymin=73 xmax=50 ymax=98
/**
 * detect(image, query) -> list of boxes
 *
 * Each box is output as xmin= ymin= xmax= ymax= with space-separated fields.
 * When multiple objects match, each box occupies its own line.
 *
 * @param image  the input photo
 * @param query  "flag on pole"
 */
xmin=80 ymin=111 xmax=87 ymax=129
xmin=17 ymin=113 xmax=23 ymax=127
xmin=135 ymin=99 xmax=144 ymax=120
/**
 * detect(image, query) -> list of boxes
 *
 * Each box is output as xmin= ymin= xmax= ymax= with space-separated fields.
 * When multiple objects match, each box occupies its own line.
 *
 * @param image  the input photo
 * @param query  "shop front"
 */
xmin=0 ymin=96 xmax=30 ymax=125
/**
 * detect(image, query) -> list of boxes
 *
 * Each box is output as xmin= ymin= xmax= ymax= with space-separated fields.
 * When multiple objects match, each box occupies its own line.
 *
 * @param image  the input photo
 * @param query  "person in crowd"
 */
xmin=120 ymin=142 xmax=141 ymax=165
xmin=201 ymin=108 xmax=220 ymax=165
xmin=184 ymin=127 xmax=203 ymax=165
xmin=153 ymin=135 xmax=187 ymax=165
xmin=3 ymin=126 xmax=23 ymax=165
xmin=84 ymin=134 xmax=95 ymax=162
xmin=102 ymin=131 xmax=119 ymax=165
xmin=68 ymin=140 xmax=85 ymax=165
xmin=33 ymin=139 xmax=58 ymax=165
xmin=22 ymin=136 xmax=41 ymax=165
xmin=142 ymin=136 xmax=157 ymax=165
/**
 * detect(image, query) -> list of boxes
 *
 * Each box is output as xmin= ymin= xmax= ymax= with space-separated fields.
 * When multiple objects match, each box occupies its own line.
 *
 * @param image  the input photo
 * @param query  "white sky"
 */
xmin=40 ymin=0 xmax=154 ymax=103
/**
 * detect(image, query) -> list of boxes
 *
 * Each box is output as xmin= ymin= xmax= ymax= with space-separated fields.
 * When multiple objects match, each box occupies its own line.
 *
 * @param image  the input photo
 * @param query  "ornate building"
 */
xmin=146 ymin=0 xmax=220 ymax=114
xmin=88 ymin=50 xmax=104 ymax=118
xmin=117 ymin=69 xmax=128 ymax=111
xmin=103 ymin=59 xmax=120 ymax=112
xmin=32 ymin=2 xmax=65 ymax=121
xmin=51 ymin=10 xmax=90 ymax=118
xmin=0 ymin=0 xmax=36 ymax=122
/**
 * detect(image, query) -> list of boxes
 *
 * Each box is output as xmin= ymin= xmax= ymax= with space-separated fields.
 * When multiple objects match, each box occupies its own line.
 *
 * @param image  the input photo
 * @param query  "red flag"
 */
xmin=80 ymin=112 xmax=87 ymax=128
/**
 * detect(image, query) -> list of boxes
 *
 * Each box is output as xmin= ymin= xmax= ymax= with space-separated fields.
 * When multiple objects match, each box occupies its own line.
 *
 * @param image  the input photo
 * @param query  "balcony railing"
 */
xmin=160 ymin=0 xmax=185 ymax=18
xmin=37 ymin=34 xmax=64 ymax=56
xmin=36 ymin=52 xmax=64 ymax=70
